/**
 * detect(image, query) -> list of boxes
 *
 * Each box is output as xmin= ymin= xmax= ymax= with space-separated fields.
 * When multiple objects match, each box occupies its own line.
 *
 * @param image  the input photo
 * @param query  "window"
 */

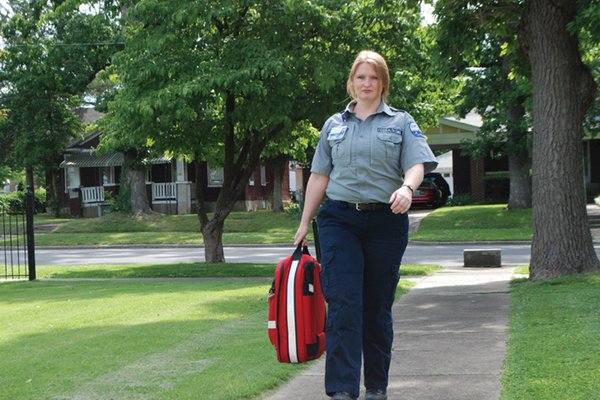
xmin=102 ymin=167 xmax=116 ymax=185
xmin=66 ymin=166 xmax=80 ymax=189
xmin=207 ymin=166 xmax=224 ymax=187
xmin=249 ymin=165 xmax=267 ymax=186
xmin=260 ymin=165 xmax=267 ymax=186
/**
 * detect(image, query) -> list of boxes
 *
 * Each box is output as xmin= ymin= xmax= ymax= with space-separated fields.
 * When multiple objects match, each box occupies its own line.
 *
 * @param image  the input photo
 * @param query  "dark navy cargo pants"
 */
xmin=317 ymin=200 xmax=409 ymax=397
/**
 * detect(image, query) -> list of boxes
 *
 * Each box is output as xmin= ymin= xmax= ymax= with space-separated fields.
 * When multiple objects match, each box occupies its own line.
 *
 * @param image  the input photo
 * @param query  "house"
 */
xmin=58 ymin=108 xmax=291 ymax=217
xmin=292 ymin=109 xmax=600 ymax=203
xmin=426 ymin=110 xmax=600 ymax=202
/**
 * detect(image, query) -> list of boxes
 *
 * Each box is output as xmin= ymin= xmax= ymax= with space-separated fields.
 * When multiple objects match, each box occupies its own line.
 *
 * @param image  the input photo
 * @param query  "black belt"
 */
xmin=334 ymin=200 xmax=389 ymax=212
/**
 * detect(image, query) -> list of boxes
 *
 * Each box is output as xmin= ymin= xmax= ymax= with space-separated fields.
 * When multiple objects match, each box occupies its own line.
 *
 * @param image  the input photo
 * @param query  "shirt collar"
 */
xmin=342 ymin=100 xmax=398 ymax=120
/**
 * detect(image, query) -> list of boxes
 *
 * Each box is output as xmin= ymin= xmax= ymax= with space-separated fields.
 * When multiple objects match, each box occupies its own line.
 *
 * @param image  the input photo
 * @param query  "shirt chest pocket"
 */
xmin=374 ymin=132 xmax=402 ymax=163
xmin=328 ymin=136 xmax=351 ymax=167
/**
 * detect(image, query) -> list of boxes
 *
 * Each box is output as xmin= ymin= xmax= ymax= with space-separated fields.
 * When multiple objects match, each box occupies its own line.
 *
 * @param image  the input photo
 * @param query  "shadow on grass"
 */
xmin=0 ymin=280 xmax=299 ymax=400
xmin=35 ymin=262 xmax=278 ymax=280
xmin=0 ymin=278 xmax=270 ymax=304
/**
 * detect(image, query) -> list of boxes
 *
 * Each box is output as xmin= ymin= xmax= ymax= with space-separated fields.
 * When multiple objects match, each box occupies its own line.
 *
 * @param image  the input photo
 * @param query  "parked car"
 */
xmin=411 ymin=181 xmax=444 ymax=208
xmin=423 ymin=172 xmax=451 ymax=204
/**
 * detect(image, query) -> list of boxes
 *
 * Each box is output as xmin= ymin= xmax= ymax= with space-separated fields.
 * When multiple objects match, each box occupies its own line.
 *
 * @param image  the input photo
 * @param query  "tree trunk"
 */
xmin=202 ymin=217 xmax=225 ymax=263
xmin=505 ymin=100 xmax=532 ymax=210
xmin=46 ymin=167 xmax=61 ymax=217
xmin=193 ymin=159 xmax=224 ymax=262
xmin=507 ymin=151 xmax=531 ymax=210
xmin=502 ymin=53 xmax=532 ymax=210
xmin=195 ymin=90 xmax=285 ymax=262
xmin=269 ymin=156 xmax=286 ymax=212
xmin=123 ymin=149 xmax=151 ymax=214
xmin=126 ymin=167 xmax=151 ymax=214
xmin=519 ymin=0 xmax=599 ymax=280
xmin=25 ymin=167 xmax=34 ymax=191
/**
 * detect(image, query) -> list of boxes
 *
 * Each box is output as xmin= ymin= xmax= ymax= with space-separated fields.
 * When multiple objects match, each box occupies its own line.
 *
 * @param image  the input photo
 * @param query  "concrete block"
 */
xmin=464 ymin=249 xmax=501 ymax=268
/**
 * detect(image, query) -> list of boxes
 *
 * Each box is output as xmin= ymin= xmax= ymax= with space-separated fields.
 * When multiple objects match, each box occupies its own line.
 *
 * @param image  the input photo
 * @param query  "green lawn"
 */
xmin=35 ymin=262 xmax=441 ymax=279
xmin=411 ymin=204 xmax=532 ymax=242
xmin=33 ymin=204 xmax=536 ymax=246
xmin=22 ymin=205 xmax=600 ymax=400
xmin=0 ymin=279 xmax=302 ymax=400
xmin=0 ymin=274 xmax=419 ymax=399
xmin=34 ymin=211 xmax=304 ymax=246
xmin=502 ymin=273 xmax=600 ymax=400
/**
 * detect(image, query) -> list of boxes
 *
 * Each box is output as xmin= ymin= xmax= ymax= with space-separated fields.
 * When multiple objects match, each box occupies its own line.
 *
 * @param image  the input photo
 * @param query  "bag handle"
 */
xmin=312 ymin=218 xmax=321 ymax=263
xmin=293 ymin=243 xmax=311 ymax=260
xmin=292 ymin=219 xmax=320 ymax=262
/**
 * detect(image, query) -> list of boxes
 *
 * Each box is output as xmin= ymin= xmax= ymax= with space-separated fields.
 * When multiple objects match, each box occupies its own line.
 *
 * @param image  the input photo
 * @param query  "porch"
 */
xmin=76 ymin=182 xmax=181 ymax=217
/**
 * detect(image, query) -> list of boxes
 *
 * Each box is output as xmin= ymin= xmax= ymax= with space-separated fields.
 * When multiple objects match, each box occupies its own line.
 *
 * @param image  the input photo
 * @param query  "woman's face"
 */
xmin=352 ymin=62 xmax=383 ymax=103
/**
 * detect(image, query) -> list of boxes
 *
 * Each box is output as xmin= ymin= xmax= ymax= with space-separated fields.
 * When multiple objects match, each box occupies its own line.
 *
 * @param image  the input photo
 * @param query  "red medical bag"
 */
xmin=268 ymin=244 xmax=326 ymax=363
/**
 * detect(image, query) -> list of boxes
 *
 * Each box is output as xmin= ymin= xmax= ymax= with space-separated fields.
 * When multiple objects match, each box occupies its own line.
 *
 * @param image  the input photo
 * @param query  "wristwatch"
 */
xmin=402 ymin=183 xmax=414 ymax=193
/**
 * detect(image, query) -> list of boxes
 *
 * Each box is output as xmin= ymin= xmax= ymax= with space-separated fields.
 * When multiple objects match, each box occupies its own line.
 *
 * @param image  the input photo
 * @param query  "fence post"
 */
xmin=26 ymin=186 xmax=36 ymax=280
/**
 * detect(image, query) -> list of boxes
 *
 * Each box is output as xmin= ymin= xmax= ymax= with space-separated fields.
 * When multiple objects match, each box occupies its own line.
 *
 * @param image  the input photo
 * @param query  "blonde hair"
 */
xmin=346 ymin=50 xmax=390 ymax=101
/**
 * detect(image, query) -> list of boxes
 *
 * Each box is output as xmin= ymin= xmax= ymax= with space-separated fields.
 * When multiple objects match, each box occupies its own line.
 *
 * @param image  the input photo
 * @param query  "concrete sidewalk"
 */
xmin=263 ymin=264 xmax=516 ymax=400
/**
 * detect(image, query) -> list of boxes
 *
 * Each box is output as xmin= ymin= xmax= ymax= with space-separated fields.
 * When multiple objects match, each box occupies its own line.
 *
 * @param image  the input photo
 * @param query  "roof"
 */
xmin=60 ymin=152 xmax=123 ymax=168
xmin=425 ymin=109 xmax=483 ymax=147
xmin=67 ymin=130 xmax=102 ymax=149
xmin=60 ymin=151 xmax=172 ymax=168
xmin=74 ymin=108 xmax=105 ymax=124
xmin=442 ymin=109 xmax=484 ymax=129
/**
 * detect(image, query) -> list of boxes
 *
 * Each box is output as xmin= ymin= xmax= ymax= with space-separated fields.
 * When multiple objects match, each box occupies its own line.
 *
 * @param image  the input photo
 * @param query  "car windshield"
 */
xmin=418 ymin=181 xmax=435 ymax=189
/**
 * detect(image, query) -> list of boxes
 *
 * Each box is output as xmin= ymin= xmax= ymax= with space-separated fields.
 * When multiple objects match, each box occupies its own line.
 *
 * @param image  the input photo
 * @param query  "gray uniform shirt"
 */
xmin=311 ymin=101 xmax=438 ymax=204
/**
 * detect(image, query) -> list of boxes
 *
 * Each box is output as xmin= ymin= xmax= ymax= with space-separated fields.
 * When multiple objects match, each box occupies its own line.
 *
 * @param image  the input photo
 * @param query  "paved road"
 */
xmin=34 ymin=242 xmax=598 ymax=267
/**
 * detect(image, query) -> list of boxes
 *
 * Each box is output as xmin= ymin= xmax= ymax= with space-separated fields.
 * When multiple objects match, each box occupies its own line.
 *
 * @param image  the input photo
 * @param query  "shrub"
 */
xmin=106 ymin=187 xmax=132 ymax=214
xmin=0 ymin=189 xmax=47 ymax=213
xmin=483 ymin=173 xmax=510 ymax=203
xmin=446 ymin=194 xmax=474 ymax=207
xmin=33 ymin=188 xmax=47 ymax=213
xmin=284 ymin=202 xmax=301 ymax=220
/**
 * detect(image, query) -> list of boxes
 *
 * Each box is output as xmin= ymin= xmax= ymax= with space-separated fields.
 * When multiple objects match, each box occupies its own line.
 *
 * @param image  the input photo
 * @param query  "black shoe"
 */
xmin=365 ymin=389 xmax=387 ymax=400
xmin=331 ymin=392 xmax=357 ymax=400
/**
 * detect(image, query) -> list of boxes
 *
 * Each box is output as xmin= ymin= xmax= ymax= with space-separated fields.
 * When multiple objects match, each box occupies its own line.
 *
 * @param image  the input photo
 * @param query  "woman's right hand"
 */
xmin=294 ymin=224 xmax=309 ymax=247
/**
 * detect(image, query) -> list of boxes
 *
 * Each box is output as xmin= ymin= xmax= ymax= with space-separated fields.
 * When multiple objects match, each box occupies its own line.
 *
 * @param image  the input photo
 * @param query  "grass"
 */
xmin=36 ymin=262 xmax=278 ymax=279
xmin=501 ymin=273 xmax=600 ymax=400
xmin=411 ymin=204 xmax=532 ymax=242
xmin=33 ymin=204 xmax=536 ymax=246
xmin=0 ymin=279 xmax=302 ymax=400
xmin=34 ymin=211 xmax=303 ymax=246
xmin=0 ymin=264 xmax=424 ymax=400
xmin=35 ymin=263 xmax=441 ymax=279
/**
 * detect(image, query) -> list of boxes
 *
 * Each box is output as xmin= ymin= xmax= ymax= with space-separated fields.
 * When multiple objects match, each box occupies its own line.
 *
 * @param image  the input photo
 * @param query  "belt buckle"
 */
xmin=355 ymin=203 xmax=362 ymax=211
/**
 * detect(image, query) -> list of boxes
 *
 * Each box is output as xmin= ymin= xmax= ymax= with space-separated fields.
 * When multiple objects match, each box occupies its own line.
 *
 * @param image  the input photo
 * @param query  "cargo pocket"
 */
xmin=320 ymin=246 xmax=336 ymax=303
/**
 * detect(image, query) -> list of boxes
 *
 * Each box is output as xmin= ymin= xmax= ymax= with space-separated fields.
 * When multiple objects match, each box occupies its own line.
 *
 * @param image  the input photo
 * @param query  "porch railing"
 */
xmin=81 ymin=186 xmax=105 ymax=204
xmin=152 ymin=182 xmax=176 ymax=201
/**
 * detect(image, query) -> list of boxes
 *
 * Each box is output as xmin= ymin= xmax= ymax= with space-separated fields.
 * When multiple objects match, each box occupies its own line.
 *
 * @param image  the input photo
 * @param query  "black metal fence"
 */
xmin=1 ymin=188 xmax=36 ymax=280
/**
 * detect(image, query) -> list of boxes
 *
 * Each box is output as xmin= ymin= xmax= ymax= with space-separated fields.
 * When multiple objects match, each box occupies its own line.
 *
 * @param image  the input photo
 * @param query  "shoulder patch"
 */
xmin=409 ymin=122 xmax=425 ymax=138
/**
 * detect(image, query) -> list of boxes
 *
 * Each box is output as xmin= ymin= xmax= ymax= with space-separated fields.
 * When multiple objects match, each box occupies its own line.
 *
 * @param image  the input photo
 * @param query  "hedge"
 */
xmin=0 ymin=189 xmax=47 ymax=213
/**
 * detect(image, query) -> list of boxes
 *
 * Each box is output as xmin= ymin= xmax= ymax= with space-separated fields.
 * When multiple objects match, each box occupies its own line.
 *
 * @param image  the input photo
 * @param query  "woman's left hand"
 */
xmin=389 ymin=186 xmax=413 ymax=214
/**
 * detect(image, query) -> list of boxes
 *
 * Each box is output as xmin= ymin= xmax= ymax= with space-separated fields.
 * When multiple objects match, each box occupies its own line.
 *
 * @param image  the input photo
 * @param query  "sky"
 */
xmin=421 ymin=2 xmax=437 ymax=26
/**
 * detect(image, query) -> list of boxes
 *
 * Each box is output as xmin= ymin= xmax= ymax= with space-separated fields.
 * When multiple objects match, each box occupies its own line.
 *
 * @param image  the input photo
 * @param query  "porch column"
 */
xmin=176 ymin=159 xmax=191 ymax=215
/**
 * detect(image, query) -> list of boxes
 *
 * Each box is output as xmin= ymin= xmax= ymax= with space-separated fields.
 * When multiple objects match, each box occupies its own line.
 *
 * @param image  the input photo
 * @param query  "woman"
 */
xmin=294 ymin=50 xmax=438 ymax=400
